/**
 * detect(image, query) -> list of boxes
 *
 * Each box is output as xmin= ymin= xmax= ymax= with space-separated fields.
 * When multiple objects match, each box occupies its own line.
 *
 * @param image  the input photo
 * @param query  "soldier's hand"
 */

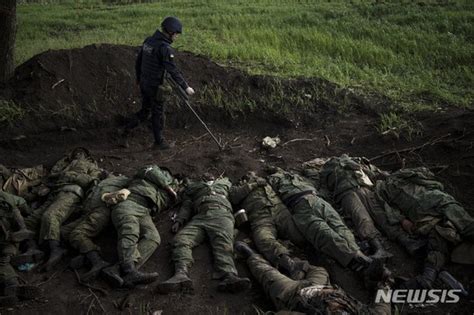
xmin=401 ymin=219 xmax=414 ymax=233
xmin=171 ymin=222 xmax=182 ymax=233
xmin=185 ymin=87 xmax=195 ymax=96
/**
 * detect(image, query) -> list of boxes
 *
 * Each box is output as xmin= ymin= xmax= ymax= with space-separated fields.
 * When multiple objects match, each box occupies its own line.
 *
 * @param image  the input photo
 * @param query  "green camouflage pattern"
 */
xmin=230 ymin=177 xmax=305 ymax=265
xmin=376 ymin=167 xmax=474 ymax=242
xmin=69 ymin=176 xmax=129 ymax=254
xmin=268 ymin=170 xmax=360 ymax=267
xmin=172 ymin=178 xmax=237 ymax=278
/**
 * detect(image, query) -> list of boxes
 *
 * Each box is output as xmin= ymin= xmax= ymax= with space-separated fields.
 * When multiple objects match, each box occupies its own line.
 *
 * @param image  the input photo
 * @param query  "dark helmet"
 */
xmin=161 ymin=16 xmax=183 ymax=34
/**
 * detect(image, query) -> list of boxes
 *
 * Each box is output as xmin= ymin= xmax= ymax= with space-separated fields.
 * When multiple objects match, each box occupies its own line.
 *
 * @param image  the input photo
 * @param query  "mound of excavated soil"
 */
xmin=4 ymin=44 xmax=390 ymax=135
xmin=0 ymin=45 xmax=473 ymax=314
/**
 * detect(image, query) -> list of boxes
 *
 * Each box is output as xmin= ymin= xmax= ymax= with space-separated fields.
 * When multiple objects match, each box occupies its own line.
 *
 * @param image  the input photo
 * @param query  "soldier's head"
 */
xmin=201 ymin=172 xmax=215 ymax=184
xmin=70 ymin=147 xmax=91 ymax=160
xmin=161 ymin=16 xmax=182 ymax=41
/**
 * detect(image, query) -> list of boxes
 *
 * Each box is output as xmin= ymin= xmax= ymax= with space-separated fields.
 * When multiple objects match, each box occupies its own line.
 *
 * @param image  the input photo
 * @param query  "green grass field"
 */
xmin=16 ymin=0 xmax=474 ymax=110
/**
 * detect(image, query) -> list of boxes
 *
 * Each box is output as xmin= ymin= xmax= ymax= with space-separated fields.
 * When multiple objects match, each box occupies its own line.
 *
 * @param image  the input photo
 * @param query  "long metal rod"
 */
xmin=167 ymin=76 xmax=224 ymax=150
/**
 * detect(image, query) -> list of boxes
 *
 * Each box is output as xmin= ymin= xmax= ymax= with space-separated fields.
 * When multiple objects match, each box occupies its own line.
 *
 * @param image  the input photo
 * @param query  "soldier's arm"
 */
xmin=161 ymin=45 xmax=188 ymax=90
xmin=135 ymin=46 xmax=143 ymax=84
xmin=144 ymin=166 xmax=171 ymax=189
xmin=229 ymin=183 xmax=255 ymax=206
xmin=176 ymin=188 xmax=193 ymax=225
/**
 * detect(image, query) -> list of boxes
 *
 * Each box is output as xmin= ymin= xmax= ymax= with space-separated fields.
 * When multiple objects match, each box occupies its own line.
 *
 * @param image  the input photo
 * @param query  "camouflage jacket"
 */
xmin=230 ymin=177 xmax=282 ymax=213
xmin=50 ymin=156 xmax=102 ymax=195
xmin=128 ymin=165 xmax=178 ymax=213
xmin=375 ymin=167 xmax=458 ymax=224
xmin=267 ymin=169 xmax=316 ymax=202
xmin=177 ymin=178 xmax=233 ymax=224
xmin=83 ymin=175 xmax=130 ymax=210
xmin=319 ymin=154 xmax=383 ymax=202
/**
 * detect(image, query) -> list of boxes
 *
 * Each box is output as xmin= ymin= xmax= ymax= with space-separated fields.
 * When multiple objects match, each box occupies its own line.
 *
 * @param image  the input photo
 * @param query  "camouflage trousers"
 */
xmin=248 ymin=202 xmax=305 ymax=265
xmin=111 ymin=200 xmax=160 ymax=267
xmin=172 ymin=209 xmax=237 ymax=279
xmin=246 ymin=253 xmax=330 ymax=311
xmin=291 ymin=194 xmax=360 ymax=267
xmin=69 ymin=206 xmax=111 ymax=254
xmin=25 ymin=191 xmax=81 ymax=243
xmin=339 ymin=187 xmax=382 ymax=241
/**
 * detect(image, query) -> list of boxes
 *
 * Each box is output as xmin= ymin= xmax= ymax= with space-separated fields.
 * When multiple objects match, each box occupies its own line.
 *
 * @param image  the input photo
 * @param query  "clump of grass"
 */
xmin=0 ymin=100 xmax=25 ymax=125
xmin=377 ymin=111 xmax=423 ymax=141
xmin=16 ymin=0 xmax=474 ymax=110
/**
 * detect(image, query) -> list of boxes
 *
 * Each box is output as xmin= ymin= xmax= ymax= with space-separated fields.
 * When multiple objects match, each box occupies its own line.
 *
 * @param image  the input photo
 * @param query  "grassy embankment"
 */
xmin=16 ymin=0 xmax=474 ymax=112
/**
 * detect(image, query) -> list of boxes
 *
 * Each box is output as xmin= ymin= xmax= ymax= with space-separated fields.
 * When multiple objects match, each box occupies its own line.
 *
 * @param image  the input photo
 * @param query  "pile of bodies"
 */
xmin=0 ymin=148 xmax=473 ymax=313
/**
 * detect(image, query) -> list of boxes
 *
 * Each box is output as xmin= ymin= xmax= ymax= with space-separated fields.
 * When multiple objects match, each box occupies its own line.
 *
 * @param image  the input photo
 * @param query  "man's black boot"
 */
xmin=234 ymin=241 xmax=256 ymax=259
xmin=156 ymin=264 xmax=193 ymax=294
xmin=81 ymin=251 xmax=110 ymax=282
xmin=217 ymin=273 xmax=251 ymax=293
xmin=102 ymin=264 xmax=124 ymax=288
xmin=121 ymin=261 xmax=159 ymax=287
xmin=397 ymin=234 xmax=427 ymax=256
xmin=43 ymin=240 xmax=66 ymax=271
xmin=416 ymin=266 xmax=438 ymax=289
xmin=369 ymin=238 xmax=393 ymax=260
xmin=278 ymin=254 xmax=309 ymax=280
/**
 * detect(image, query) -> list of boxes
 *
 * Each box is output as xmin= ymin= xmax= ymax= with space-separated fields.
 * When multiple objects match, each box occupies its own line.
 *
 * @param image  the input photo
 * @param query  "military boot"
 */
xmin=156 ymin=264 xmax=193 ymax=294
xmin=348 ymin=251 xmax=373 ymax=272
xmin=416 ymin=266 xmax=438 ymax=289
xmin=102 ymin=264 xmax=124 ymax=288
xmin=81 ymin=251 xmax=110 ymax=282
xmin=217 ymin=273 xmax=251 ymax=293
xmin=42 ymin=240 xmax=67 ymax=272
xmin=234 ymin=241 xmax=256 ymax=259
xmin=121 ymin=261 xmax=159 ymax=287
xmin=369 ymin=238 xmax=393 ymax=260
xmin=10 ymin=240 xmax=44 ymax=267
xmin=397 ymin=234 xmax=427 ymax=256
xmin=278 ymin=254 xmax=309 ymax=280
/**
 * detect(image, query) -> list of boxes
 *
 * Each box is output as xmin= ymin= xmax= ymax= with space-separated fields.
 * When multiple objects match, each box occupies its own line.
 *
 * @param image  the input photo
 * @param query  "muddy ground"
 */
xmin=0 ymin=45 xmax=473 ymax=314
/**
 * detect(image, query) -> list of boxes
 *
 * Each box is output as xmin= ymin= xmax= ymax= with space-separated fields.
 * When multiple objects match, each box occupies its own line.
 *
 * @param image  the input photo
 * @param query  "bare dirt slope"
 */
xmin=0 ymin=45 xmax=473 ymax=314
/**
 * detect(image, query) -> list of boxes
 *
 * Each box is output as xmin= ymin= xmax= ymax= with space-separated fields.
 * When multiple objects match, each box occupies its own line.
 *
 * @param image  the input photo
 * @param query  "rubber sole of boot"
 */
xmin=101 ymin=266 xmax=124 ymax=288
xmin=122 ymin=272 xmax=159 ymax=287
xmin=155 ymin=278 xmax=194 ymax=294
xmin=217 ymin=278 xmax=251 ymax=293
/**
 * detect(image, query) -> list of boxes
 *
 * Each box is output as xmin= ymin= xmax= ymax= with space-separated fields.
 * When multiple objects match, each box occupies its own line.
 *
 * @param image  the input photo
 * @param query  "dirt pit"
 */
xmin=0 ymin=44 xmax=473 ymax=314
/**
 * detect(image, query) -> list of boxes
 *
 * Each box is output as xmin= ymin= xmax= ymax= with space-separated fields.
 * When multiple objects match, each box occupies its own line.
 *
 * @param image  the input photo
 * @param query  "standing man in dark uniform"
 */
xmin=123 ymin=16 xmax=195 ymax=150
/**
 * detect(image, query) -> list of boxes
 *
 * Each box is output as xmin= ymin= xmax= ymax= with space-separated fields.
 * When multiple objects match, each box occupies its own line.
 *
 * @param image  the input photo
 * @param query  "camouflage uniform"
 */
xmin=172 ymin=178 xmax=237 ymax=278
xmin=267 ymin=170 xmax=361 ymax=267
xmin=246 ymin=253 xmax=390 ymax=314
xmin=111 ymin=166 xmax=177 ymax=267
xmin=1 ymin=165 xmax=47 ymax=203
xmin=230 ymin=176 xmax=305 ymax=266
xmin=318 ymin=155 xmax=385 ymax=242
xmin=69 ymin=176 xmax=129 ymax=254
xmin=0 ymin=192 xmax=39 ymax=305
xmin=25 ymin=155 xmax=101 ymax=243
xmin=375 ymin=167 xmax=474 ymax=269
